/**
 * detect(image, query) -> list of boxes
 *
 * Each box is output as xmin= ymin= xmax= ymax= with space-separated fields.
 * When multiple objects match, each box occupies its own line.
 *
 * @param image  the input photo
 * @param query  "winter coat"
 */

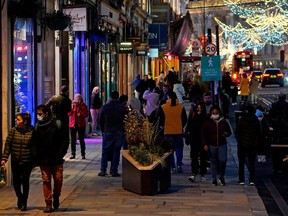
xmin=32 ymin=115 xmax=68 ymax=166
xmin=99 ymin=100 xmax=127 ymax=133
xmin=201 ymin=117 xmax=231 ymax=147
xmin=68 ymin=101 xmax=89 ymax=128
xmin=159 ymin=99 xmax=187 ymax=135
xmin=2 ymin=126 xmax=34 ymax=165
xmin=236 ymin=114 xmax=261 ymax=150
xmin=90 ymin=93 xmax=102 ymax=109
xmin=173 ymin=83 xmax=185 ymax=104
xmin=249 ymin=77 xmax=259 ymax=94
xmin=240 ymin=78 xmax=249 ymax=96
xmin=143 ymin=90 xmax=159 ymax=116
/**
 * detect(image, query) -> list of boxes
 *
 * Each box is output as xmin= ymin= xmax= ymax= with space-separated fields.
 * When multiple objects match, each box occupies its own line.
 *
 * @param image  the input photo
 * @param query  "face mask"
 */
xmin=258 ymin=117 xmax=263 ymax=121
xmin=211 ymin=114 xmax=220 ymax=120
xmin=37 ymin=115 xmax=44 ymax=121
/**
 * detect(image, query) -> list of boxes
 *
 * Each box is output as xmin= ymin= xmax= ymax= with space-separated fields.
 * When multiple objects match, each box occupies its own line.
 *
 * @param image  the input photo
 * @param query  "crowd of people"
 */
xmin=0 ymin=68 xmax=287 ymax=213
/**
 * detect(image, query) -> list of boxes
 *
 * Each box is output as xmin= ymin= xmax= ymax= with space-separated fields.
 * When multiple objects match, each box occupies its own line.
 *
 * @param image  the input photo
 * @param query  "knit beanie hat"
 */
xmin=255 ymin=109 xmax=264 ymax=118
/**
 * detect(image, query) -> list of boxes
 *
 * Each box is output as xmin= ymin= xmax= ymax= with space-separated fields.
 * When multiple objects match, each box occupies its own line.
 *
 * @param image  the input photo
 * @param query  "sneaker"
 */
xmin=218 ymin=177 xmax=226 ymax=186
xmin=82 ymin=156 xmax=86 ymax=159
xmin=249 ymin=182 xmax=255 ymax=186
xmin=69 ymin=156 xmax=75 ymax=159
xmin=239 ymin=182 xmax=245 ymax=185
xmin=200 ymin=176 xmax=206 ymax=182
xmin=92 ymin=132 xmax=100 ymax=136
xmin=212 ymin=180 xmax=218 ymax=186
xmin=171 ymin=168 xmax=177 ymax=174
xmin=112 ymin=173 xmax=120 ymax=177
xmin=188 ymin=175 xmax=196 ymax=183
xmin=43 ymin=205 xmax=53 ymax=213
xmin=98 ymin=172 xmax=107 ymax=177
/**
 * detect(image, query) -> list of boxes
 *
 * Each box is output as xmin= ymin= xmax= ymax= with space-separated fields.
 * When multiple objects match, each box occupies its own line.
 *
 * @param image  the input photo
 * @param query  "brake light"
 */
xmin=277 ymin=73 xmax=283 ymax=77
xmin=263 ymin=74 xmax=270 ymax=77
xmin=232 ymin=73 xmax=237 ymax=79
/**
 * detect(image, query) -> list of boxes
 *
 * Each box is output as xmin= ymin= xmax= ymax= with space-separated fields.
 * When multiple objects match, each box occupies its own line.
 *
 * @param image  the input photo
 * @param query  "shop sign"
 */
xmin=119 ymin=42 xmax=133 ymax=53
xmin=63 ymin=7 xmax=87 ymax=31
xmin=148 ymin=24 xmax=168 ymax=51
xmin=136 ymin=50 xmax=147 ymax=56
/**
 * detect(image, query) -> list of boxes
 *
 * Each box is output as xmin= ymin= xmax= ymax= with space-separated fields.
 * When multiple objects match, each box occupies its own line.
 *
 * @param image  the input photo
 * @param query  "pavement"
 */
xmin=0 ymin=102 xmax=269 ymax=216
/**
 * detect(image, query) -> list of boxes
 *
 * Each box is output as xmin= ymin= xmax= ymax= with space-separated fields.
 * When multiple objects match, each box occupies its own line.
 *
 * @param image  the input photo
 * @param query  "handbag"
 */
xmin=0 ymin=166 xmax=7 ymax=187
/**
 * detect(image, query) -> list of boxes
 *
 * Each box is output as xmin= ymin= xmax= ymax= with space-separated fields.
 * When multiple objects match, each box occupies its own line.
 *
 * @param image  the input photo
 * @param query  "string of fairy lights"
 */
xmin=215 ymin=0 xmax=288 ymax=51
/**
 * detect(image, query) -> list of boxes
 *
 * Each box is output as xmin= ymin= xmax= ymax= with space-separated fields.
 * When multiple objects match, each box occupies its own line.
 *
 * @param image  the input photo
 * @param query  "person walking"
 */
xmin=98 ymin=91 xmax=128 ymax=177
xmin=185 ymin=102 xmax=207 ymax=182
xmin=32 ymin=104 xmax=68 ymax=213
xmin=236 ymin=104 xmax=260 ymax=186
xmin=45 ymin=85 xmax=72 ymax=148
xmin=143 ymin=87 xmax=160 ymax=123
xmin=68 ymin=94 xmax=89 ymax=159
xmin=249 ymin=73 xmax=259 ymax=104
xmin=173 ymin=80 xmax=186 ymax=104
xmin=255 ymin=109 xmax=270 ymax=163
xmin=201 ymin=105 xmax=231 ymax=186
xmin=159 ymin=91 xmax=187 ymax=173
xmin=1 ymin=113 xmax=34 ymax=211
xmin=90 ymin=86 xmax=102 ymax=136
xmin=239 ymin=73 xmax=249 ymax=102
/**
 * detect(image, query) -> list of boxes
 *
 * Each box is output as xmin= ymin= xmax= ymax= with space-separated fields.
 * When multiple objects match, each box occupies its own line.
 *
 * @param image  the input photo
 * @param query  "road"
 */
xmin=230 ymin=84 xmax=288 ymax=216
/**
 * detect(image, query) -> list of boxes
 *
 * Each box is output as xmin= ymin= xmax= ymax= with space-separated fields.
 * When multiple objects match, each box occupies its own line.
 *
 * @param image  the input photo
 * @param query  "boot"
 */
xmin=21 ymin=198 xmax=27 ymax=211
xmin=53 ymin=195 xmax=60 ymax=210
xmin=17 ymin=197 xmax=22 ymax=209
xmin=43 ymin=204 xmax=53 ymax=213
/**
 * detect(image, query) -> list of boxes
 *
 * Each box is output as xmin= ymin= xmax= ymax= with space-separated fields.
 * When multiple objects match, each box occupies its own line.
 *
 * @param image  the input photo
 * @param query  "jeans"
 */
xmin=90 ymin=108 xmax=99 ymax=133
xmin=40 ymin=164 xmax=64 ymax=204
xmin=208 ymin=144 xmax=227 ymax=180
xmin=70 ymin=127 xmax=86 ymax=156
xmin=11 ymin=161 xmax=34 ymax=200
xmin=190 ymin=145 xmax=207 ymax=176
xmin=101 ymin=131 xmax=124 ymax=174
xmin=238 ymin=146 xmax=256 ymax=182
xmin=165 ymin=134 xmax=184 ymax=168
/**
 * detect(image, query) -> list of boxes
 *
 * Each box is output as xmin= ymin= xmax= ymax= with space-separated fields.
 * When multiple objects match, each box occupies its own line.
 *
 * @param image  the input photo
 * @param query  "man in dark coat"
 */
xmin=98 ymin=91 xmax=127 ymax=177
xmin=32 ymin=104 xmax=68 ymax=213
xmin=236 ymin=104 xmax=260 ymax=186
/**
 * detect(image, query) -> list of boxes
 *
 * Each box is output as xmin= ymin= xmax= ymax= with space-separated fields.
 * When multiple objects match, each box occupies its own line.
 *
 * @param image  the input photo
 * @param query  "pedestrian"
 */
xmin=90 ymin=86 xmax=102 ymax=136
xmin=185 ymin=102 xmax=207 ymax=182
xmin=230 ymin=81 xmax=238 ymax=105
xmin=202 ymin=105 xmax=231 ymax=186
xmin=239 ymin=73 xmax=249 ymax=102
xmin=147 ymin=72 xmax=156 ymax=92
xmin=173 ymin=80 xmax=186 ymax=104
xmin=249 ymin=73 xmax=259 ymax=104
xmin=136 ymin=75 xmax=149 ymax=105
xmin=98 ymin=91 xmax=127 ymax=177
xmin=45 ymin=85 xmax=72 ymax=148
xmin=159 ymin=91 xmax=187 ymax=173
xmin=68 ymin=94 xmax=89 ymax=159
xmin=143 ymin=87 xmax=160 ymax=123
xmin=203 ymin=93 xmax=213 ymax=116
xmin=255 ymin=109 xmax=270 ymax=163
xmin=130 ymin=74 xmax=141 ymax=98
xmin=1 ymin=113 xmax=34 ymax=211
xmin=236 ymin=104 xmax=260 ymax=186
xmin=32 ymin=104 xmax=68 ymax=213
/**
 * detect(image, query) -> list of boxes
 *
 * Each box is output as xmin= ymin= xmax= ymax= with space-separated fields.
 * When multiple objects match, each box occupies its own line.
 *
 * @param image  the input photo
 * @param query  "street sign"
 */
xmin=201 ymin=56 xmax=221 ymax=81
xmin=204 ymin=43 xmax=217 ymax=56
xmin=192 ymin=39 xmax=201 ymax=48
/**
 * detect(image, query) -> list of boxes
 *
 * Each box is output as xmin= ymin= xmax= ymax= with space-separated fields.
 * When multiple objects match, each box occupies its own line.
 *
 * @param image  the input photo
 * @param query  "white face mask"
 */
xmin=211 ymin=114 xmax=220 ymax=120
xmin=37 ymin=115 xmax=44 ymax=121
xmin=258 ymin=117 xmax=263 ymax=121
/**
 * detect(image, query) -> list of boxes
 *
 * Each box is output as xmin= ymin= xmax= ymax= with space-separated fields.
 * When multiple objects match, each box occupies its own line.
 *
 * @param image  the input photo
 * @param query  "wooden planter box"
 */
xmin=121 ymin=150 xmax=171 ymax=195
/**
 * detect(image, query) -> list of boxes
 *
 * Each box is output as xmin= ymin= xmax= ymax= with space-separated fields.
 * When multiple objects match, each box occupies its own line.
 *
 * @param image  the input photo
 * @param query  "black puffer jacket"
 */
xmin=2 ymin=126 xmax=34 ymax=165
xmin=236 ymin=114 xmax=261 ymax=150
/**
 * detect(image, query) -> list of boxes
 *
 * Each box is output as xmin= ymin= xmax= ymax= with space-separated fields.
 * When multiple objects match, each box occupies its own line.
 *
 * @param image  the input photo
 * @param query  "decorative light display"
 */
xmin=216 ymin=0 xmax=288 ymax=50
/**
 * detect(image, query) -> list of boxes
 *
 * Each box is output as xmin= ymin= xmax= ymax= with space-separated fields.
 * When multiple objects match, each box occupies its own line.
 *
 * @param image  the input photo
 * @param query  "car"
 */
xmin=251 ymin=70 xmax=263 ymax=82
xmin=261 ymin=68 xmax=284 ymax=87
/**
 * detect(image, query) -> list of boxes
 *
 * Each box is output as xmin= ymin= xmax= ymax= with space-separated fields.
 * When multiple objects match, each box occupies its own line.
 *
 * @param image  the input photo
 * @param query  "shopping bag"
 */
xmin=0 ymin=166 xmax=7 ymax=187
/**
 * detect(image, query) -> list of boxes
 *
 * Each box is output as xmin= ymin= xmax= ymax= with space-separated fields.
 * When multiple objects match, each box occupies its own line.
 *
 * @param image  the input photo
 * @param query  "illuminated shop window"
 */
xmin=13 ymin=18 xmax=35 ymax=124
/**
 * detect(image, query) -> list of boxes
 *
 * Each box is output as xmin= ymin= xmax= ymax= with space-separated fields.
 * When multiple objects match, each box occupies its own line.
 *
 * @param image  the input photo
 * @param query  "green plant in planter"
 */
xmin=124 ymin=110 xmax=172 ymax=166
xmin=44 ymin=10 xmax=72 ymax=31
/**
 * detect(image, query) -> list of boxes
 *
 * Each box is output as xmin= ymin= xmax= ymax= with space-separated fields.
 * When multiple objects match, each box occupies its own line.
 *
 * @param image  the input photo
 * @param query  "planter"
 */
xmin=121 ymin=150 xmax=171 ymax=195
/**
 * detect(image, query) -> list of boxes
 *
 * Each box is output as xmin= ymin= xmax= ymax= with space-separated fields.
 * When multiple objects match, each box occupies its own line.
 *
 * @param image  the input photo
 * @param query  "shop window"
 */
xmin=13 ymin=18 xmax=35 ymax=124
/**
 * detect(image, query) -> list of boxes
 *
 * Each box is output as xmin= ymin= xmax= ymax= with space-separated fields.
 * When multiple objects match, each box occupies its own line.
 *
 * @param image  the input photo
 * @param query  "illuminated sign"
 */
xmin=119 ymin=42 xmax=133 ymax=53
